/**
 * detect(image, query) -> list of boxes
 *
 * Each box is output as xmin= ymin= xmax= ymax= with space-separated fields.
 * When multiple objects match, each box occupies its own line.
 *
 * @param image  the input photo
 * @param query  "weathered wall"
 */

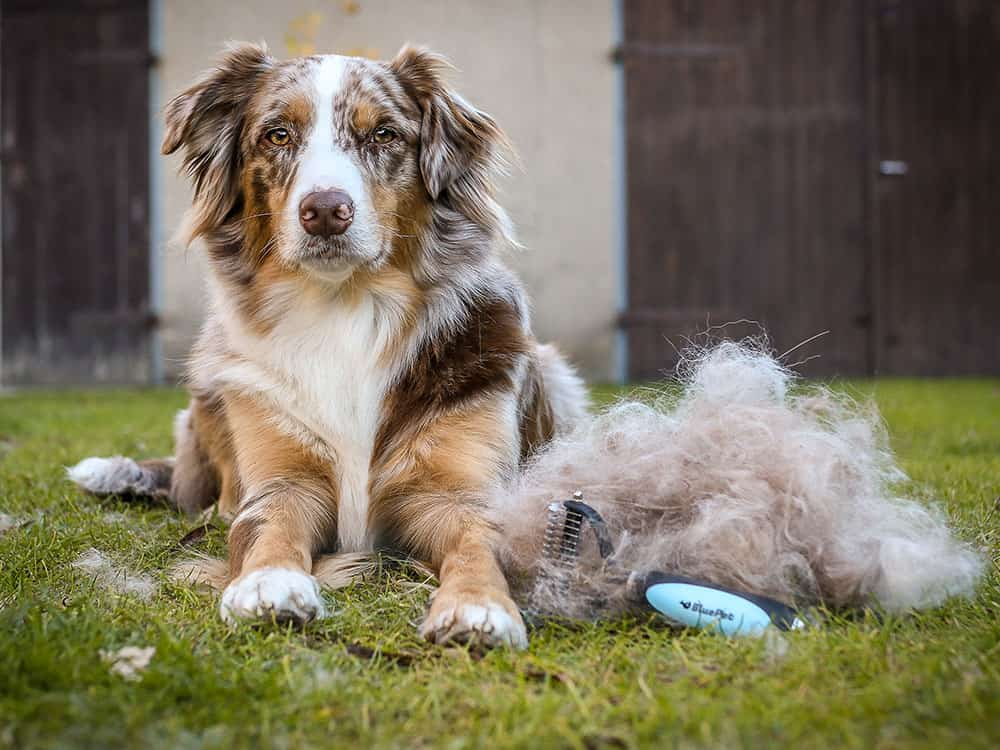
xmin=156 ymin=0 xmax=619 ymax=381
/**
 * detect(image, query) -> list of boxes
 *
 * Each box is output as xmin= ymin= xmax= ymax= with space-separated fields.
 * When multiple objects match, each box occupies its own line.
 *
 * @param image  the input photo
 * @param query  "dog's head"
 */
xmin=163 ymin=43 xmax=510 ymax=283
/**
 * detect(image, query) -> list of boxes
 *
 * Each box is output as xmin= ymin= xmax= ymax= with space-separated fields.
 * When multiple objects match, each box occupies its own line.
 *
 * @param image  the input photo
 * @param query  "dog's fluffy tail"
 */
xmin=493 ymin=341 xmax=985 ymax=620
xmin=168 ymin=552 xmax=229 ymax=590
xmin=312 ymin=553 xmax=381 ymax=589
xmin=168 ymin=552 xmax=380 ymax=592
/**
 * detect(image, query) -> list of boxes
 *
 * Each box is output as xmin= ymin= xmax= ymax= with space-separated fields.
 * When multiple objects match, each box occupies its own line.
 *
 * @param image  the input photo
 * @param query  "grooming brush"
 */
xmin=543 ymin=492 xmax=806 ymax=637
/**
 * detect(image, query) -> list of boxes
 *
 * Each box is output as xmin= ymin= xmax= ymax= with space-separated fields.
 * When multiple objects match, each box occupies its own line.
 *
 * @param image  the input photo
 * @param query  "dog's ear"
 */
xmin=162 ymin=42 xmax=273 ymax=241
xmin=389 ymin=46 xmax=514 ymax=237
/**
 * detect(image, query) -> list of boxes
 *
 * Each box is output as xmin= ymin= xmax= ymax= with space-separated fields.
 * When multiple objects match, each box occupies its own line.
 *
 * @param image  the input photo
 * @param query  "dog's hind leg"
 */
xmin=67 ymin=454 xmax=175 ymax=501
xmin=68 ymin=396 xmax=230 ymax=517
xmin=169 ymin=400 xmax=226 ymax=516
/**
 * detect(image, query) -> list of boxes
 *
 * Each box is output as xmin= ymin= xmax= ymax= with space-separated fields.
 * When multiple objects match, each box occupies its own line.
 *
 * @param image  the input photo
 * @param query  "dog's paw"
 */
xmin=220 ymin=568 xmax=326 ymax=625
xmin=420 ymin=589 xmax=528 ymax=650
xmin=67 ymin=456 xmax=144 ymax=495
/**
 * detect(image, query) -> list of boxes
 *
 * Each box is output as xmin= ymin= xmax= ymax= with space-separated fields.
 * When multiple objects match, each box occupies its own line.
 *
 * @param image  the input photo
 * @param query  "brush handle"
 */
xmin=639 ymin=572 xmax=804 ymax=637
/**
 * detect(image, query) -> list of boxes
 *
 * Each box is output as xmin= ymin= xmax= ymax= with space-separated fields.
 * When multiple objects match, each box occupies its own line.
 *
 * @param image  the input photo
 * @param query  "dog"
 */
xmin=69 ymin=43 xmax=587 ymax=650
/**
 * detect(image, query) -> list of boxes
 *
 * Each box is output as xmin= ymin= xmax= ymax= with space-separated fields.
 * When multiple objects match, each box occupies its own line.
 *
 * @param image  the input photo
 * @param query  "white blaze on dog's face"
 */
xmin=284 ymin=56 xmax=371 ymax=276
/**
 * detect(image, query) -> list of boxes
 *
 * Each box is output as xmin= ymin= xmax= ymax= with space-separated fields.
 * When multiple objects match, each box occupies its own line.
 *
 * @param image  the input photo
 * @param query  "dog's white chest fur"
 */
xmin=219 ymin=282 xmax=395 ymax=553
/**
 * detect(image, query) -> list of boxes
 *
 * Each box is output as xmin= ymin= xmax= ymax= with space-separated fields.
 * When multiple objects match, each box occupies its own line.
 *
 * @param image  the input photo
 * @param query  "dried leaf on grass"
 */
xmin=343 ymin=642 xmax=422 ymax=667
xmin=177 ymin=504 xmax=225 ymax=548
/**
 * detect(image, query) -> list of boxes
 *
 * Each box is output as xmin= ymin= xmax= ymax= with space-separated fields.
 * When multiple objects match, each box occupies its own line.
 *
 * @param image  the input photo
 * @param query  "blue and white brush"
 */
xmin=542 ymin=494 xmax=805 ymax=637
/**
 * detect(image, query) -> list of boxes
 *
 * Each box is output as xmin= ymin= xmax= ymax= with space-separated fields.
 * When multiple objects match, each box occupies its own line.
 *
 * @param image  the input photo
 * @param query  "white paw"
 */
xmin=420 ymin=598 xmax=528 ymax=650
xmin=220 ymin=568 xmax=326 ymax=625
xmin=67 ymin=456 xmax=143 ymax=495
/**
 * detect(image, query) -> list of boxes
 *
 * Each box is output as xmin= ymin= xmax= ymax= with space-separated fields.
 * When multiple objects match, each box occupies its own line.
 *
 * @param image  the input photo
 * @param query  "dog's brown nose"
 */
xmin=299 ymin=190 xmax=354 ymax=237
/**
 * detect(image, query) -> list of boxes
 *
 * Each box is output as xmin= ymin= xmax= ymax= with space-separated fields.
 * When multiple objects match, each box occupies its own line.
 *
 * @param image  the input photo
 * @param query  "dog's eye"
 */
xmin=265 ymin=128 xmax=291 ymax=146
xmin=371 ymin=126 xmax=397 ymax=145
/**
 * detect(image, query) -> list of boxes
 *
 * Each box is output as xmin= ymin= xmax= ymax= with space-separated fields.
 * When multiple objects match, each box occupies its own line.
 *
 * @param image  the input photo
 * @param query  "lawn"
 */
xmin=1 ymin=381 xmax=998 ymax=749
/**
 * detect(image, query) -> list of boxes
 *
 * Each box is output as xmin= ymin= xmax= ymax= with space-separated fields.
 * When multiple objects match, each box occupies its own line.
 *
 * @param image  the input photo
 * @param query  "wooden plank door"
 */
xmin=1 ymin=0 xmax=152 ymax=385
xmin=622 ymin=1 xmax=872 ymax=379
xmin=872 ymin=0 xmax=1000 ymax=374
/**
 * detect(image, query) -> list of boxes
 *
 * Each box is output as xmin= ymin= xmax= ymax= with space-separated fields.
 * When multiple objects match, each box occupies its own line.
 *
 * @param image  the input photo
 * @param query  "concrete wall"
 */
xmin=156 ymin=0 xmax=619 ymax=380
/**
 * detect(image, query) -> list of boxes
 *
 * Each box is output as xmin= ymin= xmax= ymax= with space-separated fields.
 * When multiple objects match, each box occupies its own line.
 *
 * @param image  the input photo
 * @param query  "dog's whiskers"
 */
xmin=255 ymin=235 xmax=280 ymax=261
xmin=238 ymin=211 xmax=281 ymax=224
xmin=373 ymin=222 xmax=416 ymax=240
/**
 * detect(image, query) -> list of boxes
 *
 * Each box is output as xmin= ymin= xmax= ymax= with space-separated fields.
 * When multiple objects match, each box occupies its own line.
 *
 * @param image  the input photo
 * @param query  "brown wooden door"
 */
xmin=1 ymin=0 xmax=152 ymax=385
xmin=622 ymin=1 xmax=872 ymax=379
xmin=872 ymin=0 xmax=1000 ymax=374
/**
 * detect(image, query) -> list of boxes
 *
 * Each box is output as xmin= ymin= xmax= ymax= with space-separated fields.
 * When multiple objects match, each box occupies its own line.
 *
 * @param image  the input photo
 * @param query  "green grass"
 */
xmin=1 ymin=381 xmax=998 ymax=749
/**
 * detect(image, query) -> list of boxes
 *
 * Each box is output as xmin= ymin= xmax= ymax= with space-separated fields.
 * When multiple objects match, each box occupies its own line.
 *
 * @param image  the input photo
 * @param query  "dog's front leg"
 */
xmin=372 ymin=394 xmax=527 ymax=648
xmin=419 ymin=522 xmax=527 ymax=650
xmin=376 ymin=466 xmax=526 ymax=647
xmin=218 ymin=395 xmax=337 ymax=625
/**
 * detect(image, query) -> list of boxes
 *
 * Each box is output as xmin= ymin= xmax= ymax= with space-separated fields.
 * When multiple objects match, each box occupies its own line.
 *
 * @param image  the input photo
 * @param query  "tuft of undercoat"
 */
xmin=493 ymin=342 xmax=984 ymax=620
xmin=72 ymin=548 xmax=158 ymax=601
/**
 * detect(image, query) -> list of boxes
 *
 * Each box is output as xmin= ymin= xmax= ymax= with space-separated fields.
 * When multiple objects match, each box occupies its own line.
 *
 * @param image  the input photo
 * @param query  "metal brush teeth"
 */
xmin=542 ymin=491 xmax=587 ymax=569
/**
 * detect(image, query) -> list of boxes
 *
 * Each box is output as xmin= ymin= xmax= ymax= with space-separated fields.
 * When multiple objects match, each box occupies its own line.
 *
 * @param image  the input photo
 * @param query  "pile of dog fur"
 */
xmin=494 ymin=342 xmax=984 ymax=620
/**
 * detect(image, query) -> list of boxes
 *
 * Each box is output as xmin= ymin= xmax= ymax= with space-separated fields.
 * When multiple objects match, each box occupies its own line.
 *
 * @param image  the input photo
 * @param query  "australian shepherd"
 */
xmin=70 ymin=43 xmax=587 ymax=649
